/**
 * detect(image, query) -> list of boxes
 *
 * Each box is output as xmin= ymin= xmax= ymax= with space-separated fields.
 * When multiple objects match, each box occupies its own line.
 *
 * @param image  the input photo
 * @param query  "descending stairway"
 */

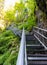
xmin=26 ymin=33 xmax=47 ymax=65
xmin=7 ymin=26 xmax=47 ymax=65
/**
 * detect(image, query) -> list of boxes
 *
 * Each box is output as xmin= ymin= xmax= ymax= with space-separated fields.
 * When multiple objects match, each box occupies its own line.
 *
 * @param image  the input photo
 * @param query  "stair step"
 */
xmin=28 ymin=60 xmax=47 ymax=65
xmin=27 ymin=48 xmax=45 ymax=52
xmin=27 ymin=44 xmax=41 ymax=46
xmin=26 ymin=35 xmax=35 ymax=41
xmin=28 ymin=57 xmax=47 ymax=60
xmin=27 ymin=54 xmax=47 ymax=57
xmin=27 ymin=49 xmax=47 ymax=52
xmin=26 ymin=34 xmax=47 ymax=65
xmin=26 ymin=44 xmax=44 ymax=49
xmin=26 ymin=40 xmax=40 ymax=45
xmin=27 ymin=49 xmax=47 ymax=54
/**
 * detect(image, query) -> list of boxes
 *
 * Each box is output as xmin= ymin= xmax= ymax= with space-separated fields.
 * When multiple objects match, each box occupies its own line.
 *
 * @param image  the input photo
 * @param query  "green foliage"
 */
xmin=0 ymin=30 xmax=20 ymax=65
xmin=4 ymin=10 xmax=15 ymax=22
xmin=4 ymin=0 xmax=37 ymax=31
xmin=17 ymin=0 xmax=37 ymax=31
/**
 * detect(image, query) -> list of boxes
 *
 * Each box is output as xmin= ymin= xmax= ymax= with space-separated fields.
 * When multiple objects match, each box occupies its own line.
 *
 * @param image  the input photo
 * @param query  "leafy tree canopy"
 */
xmin=4 ymin=0 xmax=37 ymax=31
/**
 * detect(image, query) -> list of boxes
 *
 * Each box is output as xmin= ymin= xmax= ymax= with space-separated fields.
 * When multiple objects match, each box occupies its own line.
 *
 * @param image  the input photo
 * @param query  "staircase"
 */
xmin=26 ymin=33 xmax=47 ymax=65
xmin=8 ymin=25 xmax=47 ymax=65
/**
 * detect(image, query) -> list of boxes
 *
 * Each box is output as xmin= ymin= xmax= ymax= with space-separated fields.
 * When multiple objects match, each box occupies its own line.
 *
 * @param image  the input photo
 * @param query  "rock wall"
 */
xmin=36 ymin=0 xmax=47 ymax=29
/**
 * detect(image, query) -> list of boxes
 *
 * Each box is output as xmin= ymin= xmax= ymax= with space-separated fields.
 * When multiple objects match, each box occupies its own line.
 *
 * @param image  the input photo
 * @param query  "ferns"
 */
xmin=0 ymin=30 xmax=20 ymax=65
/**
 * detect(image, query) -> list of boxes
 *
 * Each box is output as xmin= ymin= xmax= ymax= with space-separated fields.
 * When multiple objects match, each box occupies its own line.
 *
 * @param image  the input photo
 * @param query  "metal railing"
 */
xmin=16 ymin=28 xmax=27 ymax=65
xmin=34 ymin=27 xmax=47 ymax=32
xmin=7 ymin=25 xmax=22 ymax=37
xmin=33 ymin=27 xmax=47 ymax=50
xmin=7 ymin=24 xmax=29 ymax=37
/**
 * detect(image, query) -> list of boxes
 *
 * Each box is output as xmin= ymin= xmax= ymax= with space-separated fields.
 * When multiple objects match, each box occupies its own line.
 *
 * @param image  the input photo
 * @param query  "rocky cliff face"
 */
xmin=36 ymin=0 xmax=47 ymax=29
xmin=36 ymin=0 xmax=47 ymax=15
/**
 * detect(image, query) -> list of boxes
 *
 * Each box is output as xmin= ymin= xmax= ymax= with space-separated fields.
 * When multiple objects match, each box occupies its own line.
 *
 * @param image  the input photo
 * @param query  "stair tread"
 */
xmin=28 ymin=61 xmax=47 ymax=65
xmin=26 ymin=41 xmax=40 ymax=45
xmin=28 ymin=57 xmax=47 ymax=60
xmin=26 ymin=34 xmax=47 ymax=65
xmin=26 ymin=44 xmax=44 ymax=50
xmin=27 ymin=50 xmax=47 ymax=54
xmin=27 ymin=54 xmax=47 ymax=57
xmin=27 ymin=48 xmax=47 ymax=51
xmin=26 ymin=44 xmax=43 ymax=46
xmin=26 ymin=35 xmax=36 ymax=41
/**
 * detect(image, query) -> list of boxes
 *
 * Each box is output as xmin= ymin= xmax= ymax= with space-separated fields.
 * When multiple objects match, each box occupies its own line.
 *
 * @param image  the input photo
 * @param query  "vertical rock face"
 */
xmin=36 ymin=0 xmax=47 ymax=29
xmin=36 ymin=0 xmax=47 ymax=15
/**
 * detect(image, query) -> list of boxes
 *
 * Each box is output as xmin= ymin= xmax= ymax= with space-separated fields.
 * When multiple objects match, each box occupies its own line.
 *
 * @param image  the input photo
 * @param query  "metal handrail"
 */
xmin=25 ymin=41 xmax=27 ymax=65
xmin=7 ymin=26 xmax=22 ymax=37
xmin=34 ymin=30 xmax=47 ymax=39
xmin=33 ymin=27 xmax=47 ymax=50
xmin=34 ymin=34 xmax=47 ymax=50
xmin=16 ymin=28 xmax=27 ymax=65
xmin=34 ymin=27 xmax=47 ymax=32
